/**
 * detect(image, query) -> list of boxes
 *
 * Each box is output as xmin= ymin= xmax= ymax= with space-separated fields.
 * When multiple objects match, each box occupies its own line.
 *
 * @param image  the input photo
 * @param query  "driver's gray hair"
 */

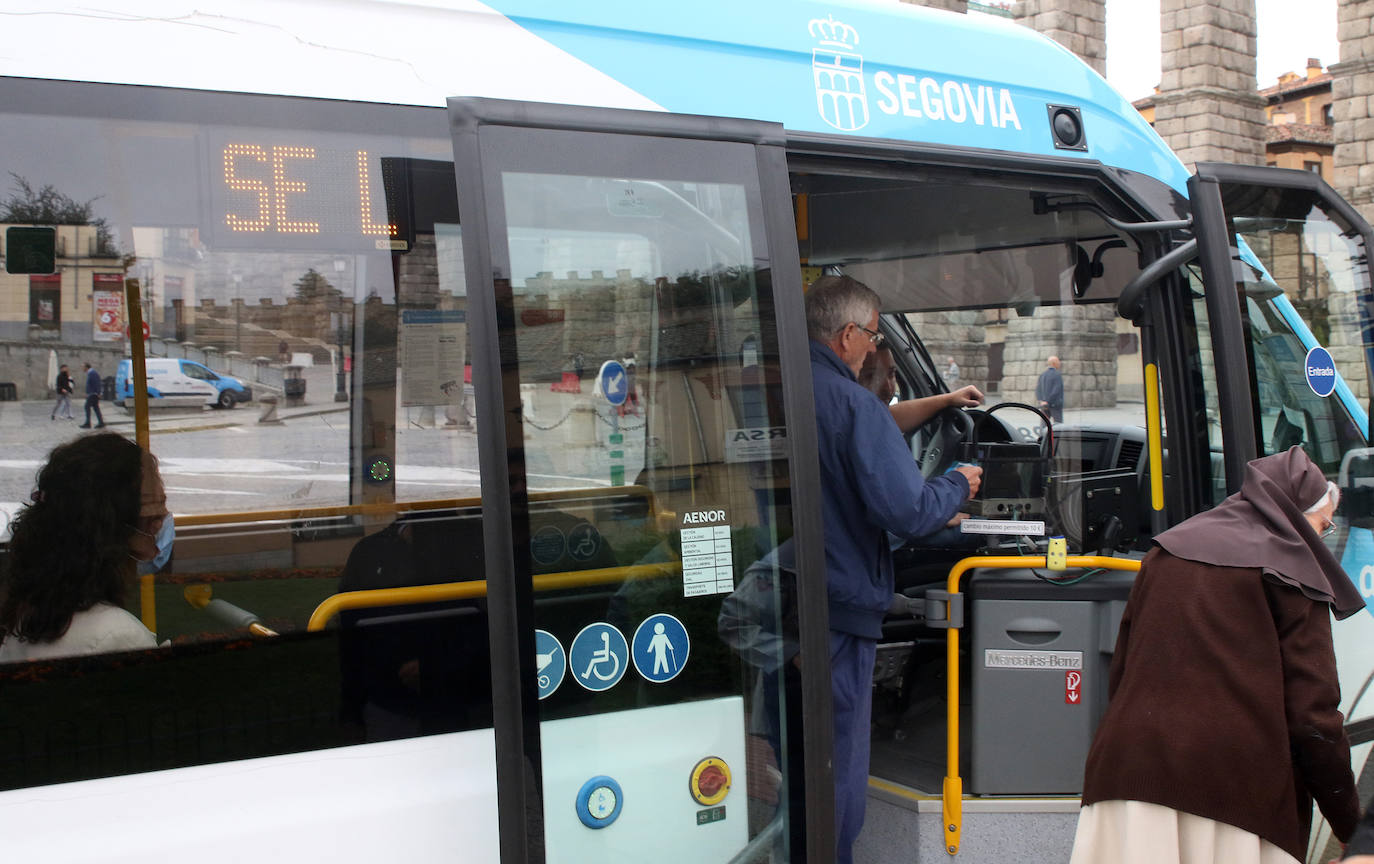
xmin=805 ymin=275 xmax=880 ymax=343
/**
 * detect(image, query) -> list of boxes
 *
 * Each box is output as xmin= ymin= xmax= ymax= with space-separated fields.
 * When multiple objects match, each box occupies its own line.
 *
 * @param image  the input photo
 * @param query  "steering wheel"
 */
xmin=917 ymin=407 xmax=974 ymax=478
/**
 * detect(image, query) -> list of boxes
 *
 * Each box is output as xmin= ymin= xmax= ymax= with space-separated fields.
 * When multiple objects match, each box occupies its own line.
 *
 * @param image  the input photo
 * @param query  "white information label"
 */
xmin=959 ymin=519 xmax=1046 ymax=536
xmin=984 ymin=649 xmax=1082 ymax=670
xmin=679 ymin=509 xmax=733 ymax=596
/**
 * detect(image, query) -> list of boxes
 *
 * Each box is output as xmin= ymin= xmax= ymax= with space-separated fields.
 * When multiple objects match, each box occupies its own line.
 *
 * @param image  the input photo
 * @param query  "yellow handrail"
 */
xmin=176 ymin=484 xmax=658 ymax=528
xmin=306 ymin=561 xmax=681 ymax=632
xmin=942 ymin=554 xmax=1141 ymax=856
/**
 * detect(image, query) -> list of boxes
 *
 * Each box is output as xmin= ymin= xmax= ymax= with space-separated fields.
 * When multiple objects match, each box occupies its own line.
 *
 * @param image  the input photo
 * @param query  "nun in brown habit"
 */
xmin=1070 ymin=446 xmax=1364 ymax=864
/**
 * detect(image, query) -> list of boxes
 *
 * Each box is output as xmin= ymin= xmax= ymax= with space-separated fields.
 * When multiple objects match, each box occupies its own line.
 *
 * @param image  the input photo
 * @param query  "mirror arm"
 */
xmin=1117 ymin=238 xmax=1199 ymax=321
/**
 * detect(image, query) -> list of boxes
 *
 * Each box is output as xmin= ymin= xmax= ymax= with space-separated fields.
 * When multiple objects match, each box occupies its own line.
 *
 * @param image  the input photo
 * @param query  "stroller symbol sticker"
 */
xmin=569 ymin=622 xmax=629 ymax=692
xmin=535 ymin=629 xmax=566 ymax=700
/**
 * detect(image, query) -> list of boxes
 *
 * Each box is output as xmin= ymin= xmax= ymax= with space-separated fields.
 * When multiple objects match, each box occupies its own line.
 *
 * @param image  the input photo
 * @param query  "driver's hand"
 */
xmin=954 ymin=464 xmax=982 ymax=499
xmin=945 ymin=511 xmax=969 ymax=529
xmin=947 ymin=385 xmax=984 ymax=409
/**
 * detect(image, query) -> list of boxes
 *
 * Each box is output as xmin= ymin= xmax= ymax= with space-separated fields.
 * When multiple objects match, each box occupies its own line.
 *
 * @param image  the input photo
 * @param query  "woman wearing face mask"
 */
xmin=0 ymin=432 xmax=171 ymax=661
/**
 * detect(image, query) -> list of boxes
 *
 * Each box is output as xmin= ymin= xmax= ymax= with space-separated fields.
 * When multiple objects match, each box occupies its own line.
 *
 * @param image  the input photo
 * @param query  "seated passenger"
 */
xmin=0 ymin=433 xmax=170 ymax=661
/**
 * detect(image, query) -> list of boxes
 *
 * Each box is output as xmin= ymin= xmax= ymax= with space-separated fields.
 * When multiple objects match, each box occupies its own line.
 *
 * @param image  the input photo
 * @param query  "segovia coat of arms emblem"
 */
xmin=809 ymin=15 xmax=868 ymax=132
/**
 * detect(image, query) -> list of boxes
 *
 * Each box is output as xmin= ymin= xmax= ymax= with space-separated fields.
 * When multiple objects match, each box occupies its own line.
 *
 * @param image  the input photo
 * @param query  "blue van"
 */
xmin=115 ymin=358 xmax=252 ymax=409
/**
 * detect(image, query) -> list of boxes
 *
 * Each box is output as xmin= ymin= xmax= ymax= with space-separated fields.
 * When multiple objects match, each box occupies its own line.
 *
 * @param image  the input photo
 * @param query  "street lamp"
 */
xmin=331 ymin=307 xmax=349 ymax=402
xmin=332 ymin=259 xmax=349 ymax=403
xmin=231 ymin=272 xmax=242 ymax=353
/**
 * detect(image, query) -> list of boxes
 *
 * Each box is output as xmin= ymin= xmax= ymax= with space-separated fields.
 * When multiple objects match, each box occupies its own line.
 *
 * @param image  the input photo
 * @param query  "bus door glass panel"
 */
xmin=457 ymin=118 xmax=801 ymax=861
xmin=0 ymin=80 xmax=497 ymax=857
xmin=1198 ymin=166 xmax=1374 ymax=727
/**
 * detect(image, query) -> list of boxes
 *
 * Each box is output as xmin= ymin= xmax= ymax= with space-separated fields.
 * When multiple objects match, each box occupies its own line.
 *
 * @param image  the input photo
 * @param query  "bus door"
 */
xmin=1189 ymin=163 xmax=1374 ymax=847
xmin=445 ymin=99 xmax=832 ymax=863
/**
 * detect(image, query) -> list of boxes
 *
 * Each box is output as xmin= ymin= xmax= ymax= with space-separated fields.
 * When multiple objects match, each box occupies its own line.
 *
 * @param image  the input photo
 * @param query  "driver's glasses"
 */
xmin=853 ymin=323 xmax=885 ymax=347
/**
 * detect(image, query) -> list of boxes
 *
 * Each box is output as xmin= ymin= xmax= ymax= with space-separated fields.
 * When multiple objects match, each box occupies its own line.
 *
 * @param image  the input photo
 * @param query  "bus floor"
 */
xmin=869 ymin=643 xmax=968 ymax=794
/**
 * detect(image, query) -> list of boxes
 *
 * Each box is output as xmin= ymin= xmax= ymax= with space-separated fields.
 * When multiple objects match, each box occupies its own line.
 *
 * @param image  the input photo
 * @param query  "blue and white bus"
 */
xmin=1 ymin=2 xmax=1373 ymax=862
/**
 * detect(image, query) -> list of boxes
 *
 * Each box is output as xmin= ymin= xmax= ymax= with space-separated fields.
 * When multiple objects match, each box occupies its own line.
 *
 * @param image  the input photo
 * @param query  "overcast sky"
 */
xmin=1104 ymin=0 xmax=1341 ymax=102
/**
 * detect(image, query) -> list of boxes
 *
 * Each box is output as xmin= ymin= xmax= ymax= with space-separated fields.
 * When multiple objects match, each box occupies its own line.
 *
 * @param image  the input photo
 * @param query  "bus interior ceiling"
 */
xmin=792 ymin=168 xmax=1142 ymax=314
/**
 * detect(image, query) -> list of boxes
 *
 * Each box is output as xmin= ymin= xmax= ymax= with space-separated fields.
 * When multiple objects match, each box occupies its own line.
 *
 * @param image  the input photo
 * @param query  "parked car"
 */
xmin=115 ymin=358 xmax=253 ymax=409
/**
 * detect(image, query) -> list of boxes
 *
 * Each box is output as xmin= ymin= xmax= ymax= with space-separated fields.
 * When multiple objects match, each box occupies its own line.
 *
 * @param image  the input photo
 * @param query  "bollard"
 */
xmin=257 ymin=394 xmax=283 ymax=425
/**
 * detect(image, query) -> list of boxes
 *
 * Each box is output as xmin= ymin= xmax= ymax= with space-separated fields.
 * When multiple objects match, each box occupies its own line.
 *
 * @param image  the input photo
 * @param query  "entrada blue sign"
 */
xmin=1306 ymin=346 xmax=1337 ymax=397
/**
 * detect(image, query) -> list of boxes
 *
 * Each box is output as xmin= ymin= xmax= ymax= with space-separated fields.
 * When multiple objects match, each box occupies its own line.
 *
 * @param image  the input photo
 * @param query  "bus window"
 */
xmin=451 ymin=109 xmax=809 ymax=861
xmin=0 ymin=80 xmax=497 ymax=834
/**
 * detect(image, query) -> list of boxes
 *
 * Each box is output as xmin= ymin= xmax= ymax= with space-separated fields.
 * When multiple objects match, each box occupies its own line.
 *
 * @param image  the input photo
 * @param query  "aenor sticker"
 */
xmin=680 ymin=509 xmax=733 ymax=597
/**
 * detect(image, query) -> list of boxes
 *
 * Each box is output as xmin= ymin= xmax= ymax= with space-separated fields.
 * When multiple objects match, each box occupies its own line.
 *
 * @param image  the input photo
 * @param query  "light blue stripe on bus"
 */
xmin=484 ymin=0 xmax=1192 ymax=193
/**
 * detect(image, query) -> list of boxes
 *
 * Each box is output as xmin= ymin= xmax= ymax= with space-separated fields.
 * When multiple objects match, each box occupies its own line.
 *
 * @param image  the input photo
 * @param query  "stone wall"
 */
xmin=1152 ymin=0 xmax=1265 ymax=168
xmin=1001 ymin=305 xmax=1119 ymax=410
xmin=1015 ymin=0 xmax=1107 ymax=76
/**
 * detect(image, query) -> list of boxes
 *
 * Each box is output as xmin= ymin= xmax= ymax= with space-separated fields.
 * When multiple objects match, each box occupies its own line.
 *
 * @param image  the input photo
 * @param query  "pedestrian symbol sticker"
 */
xmin=632 ymin=613 xmax=690 ymax=683
xmin=597 ymin=360 xmax=628 ymax=406
xmin=535 ymin=629 xmax=566 ymax=700
xmin=569 ymin=622 xmax=629 ymax=692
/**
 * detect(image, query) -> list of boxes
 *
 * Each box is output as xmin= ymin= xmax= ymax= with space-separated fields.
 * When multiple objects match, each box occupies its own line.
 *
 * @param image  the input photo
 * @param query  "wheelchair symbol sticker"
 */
xmin=569 ymin=622 xmax=629 ymax=692
xmin=568 ymin=522 xmax=601 ymax=562
xmin=534 ymin=629 xmax=566 ymax=700
xmin=632 ymin=613 xmax=690 ymax=683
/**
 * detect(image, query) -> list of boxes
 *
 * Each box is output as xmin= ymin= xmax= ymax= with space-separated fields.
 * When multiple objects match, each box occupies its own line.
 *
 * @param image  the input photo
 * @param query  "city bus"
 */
xmin=1 ymin=2 xmax=1372 ymax=862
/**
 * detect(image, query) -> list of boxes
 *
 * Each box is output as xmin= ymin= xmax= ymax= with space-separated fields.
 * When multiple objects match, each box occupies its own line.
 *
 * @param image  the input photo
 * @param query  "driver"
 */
xmin=806 ymin=274 xmax=981 ymax=863
xmin=859 ymin=344 xmax=983 ymax=544
xmin=858 ymin=343 xmax=984 ymax=433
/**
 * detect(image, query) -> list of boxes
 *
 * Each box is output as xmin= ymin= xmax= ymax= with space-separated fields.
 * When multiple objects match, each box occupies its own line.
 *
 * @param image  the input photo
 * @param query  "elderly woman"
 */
xmin=1071 ymin=446 xmax=1363 ymax=864
xmin=0 ymin=433 xmax=170 ymax=661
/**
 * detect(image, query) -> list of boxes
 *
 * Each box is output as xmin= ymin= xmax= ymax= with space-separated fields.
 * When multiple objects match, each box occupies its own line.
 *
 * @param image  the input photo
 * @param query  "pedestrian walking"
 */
xmin=78 ymin=361 xmax=106 ymax=429
xmin=51 ymin=364 xmax=73 ymax=421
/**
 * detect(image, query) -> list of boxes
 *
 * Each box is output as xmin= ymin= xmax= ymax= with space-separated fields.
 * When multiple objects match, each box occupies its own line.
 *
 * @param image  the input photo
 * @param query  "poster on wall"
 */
xmin=398 ymin=308 xmax=466 ymax=407
xmin=92 ymin=274 xmax=125 ymax=342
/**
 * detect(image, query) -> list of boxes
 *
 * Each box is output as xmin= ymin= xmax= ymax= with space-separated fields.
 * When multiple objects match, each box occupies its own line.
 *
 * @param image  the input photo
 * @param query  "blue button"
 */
xmin=576 ymin=775 xmax=623 ymax=829
xmin=569 ymin=622 xmax=629 ymax=692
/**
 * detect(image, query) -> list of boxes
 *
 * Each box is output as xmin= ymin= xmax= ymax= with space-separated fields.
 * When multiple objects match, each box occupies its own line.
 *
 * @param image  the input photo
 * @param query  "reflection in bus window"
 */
xmin=0 ymin=82 xmax=494 ymax=793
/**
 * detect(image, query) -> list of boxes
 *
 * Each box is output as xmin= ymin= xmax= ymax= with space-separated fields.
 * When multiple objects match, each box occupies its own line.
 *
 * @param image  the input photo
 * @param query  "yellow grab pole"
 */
xmin=307 ymin=562 xmax=680 ymax=632
xmin=1144 ymin=363 xmax=1165 ymax=511
xmin=125 ymin=278 xmax=157 ymax=629
xmin=942 ymin=555 xmax=1141 ymax=856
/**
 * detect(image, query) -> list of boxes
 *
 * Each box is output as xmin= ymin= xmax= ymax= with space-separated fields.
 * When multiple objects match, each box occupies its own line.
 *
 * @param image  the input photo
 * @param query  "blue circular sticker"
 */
xmin=597 ymin=360 xmax=629 ymax=407
xmin=569 ymin=622 xmax=628 ymax=692
xmin=531 ymin=525 xmax=566 ymax=567
xmin=1306 ymin=346 xmax=1337 ymax=397
xmin=567 ymin=522 xmax=601 ymax=562
xmin=632 ymin=613 xmax=690 ymax=683
xmin=534 ymin=629 xmax=566 ymax=700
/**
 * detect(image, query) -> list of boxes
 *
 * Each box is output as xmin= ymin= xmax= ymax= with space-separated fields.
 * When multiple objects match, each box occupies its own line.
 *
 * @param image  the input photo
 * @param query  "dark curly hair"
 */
xmin=0 ymin=433 xmax=147 ymax=643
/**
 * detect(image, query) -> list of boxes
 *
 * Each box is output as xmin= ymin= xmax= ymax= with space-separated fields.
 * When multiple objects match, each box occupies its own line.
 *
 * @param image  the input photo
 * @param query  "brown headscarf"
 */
xmin=1154 ymin=445 xmax=1366 ymax=619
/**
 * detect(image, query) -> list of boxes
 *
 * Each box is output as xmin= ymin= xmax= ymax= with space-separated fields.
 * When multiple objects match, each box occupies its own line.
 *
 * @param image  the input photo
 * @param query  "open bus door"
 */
xmin=1190 ymin=163 xmax=1374 ymax=860
xmin=445 ymin=99 xmax=834 ymax=863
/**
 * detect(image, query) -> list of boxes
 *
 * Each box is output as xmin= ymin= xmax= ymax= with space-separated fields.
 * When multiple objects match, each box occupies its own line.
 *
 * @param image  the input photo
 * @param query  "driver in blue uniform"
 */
xmin=806 ymin=275 xmax=981 ymax=862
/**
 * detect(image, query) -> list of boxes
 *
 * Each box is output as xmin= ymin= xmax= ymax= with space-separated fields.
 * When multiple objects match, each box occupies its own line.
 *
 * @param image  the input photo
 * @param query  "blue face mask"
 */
xmin=137 ymin=513 xmax=175 ymax=575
